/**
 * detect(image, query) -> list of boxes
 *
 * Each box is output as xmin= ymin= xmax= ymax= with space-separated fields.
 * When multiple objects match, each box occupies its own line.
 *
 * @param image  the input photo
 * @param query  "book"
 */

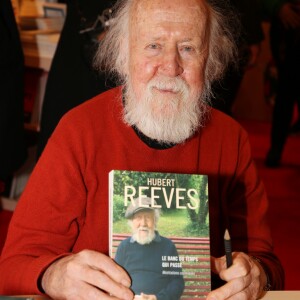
xmin=20 ymin=30 xmax=60 ymax=57
xmin=18 ymin=1 xmax=64 ymax=66
xmin=109 ymin=170 xmax=211 ymax=299
xmin=19 ymin=16 xmax=64 ymax=32
xmin=43 ymin=2 xmax=66 ymax=18
xmin=18 ymin=0 xmax=66 ymax=32
xmin=19 ymin=0 xmax=66 ymax=19
xmin=19 ymin=0 xmax=45 ymax=18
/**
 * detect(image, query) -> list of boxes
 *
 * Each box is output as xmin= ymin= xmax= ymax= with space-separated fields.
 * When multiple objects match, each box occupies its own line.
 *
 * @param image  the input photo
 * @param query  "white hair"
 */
xmin=94 ymin=0 xmax=238 ymax=93
xmin=123 ymin=75 xmax=209 ymax=144
xmin=94 ymin=0 xmax=239 ymax=143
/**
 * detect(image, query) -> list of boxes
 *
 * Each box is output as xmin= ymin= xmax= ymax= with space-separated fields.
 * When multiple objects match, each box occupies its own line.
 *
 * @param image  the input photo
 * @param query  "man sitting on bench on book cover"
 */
xmin=115 ymin=197 xmax=184 ymax=300
xmin=0 ymin=0 xmax=284 ymax=299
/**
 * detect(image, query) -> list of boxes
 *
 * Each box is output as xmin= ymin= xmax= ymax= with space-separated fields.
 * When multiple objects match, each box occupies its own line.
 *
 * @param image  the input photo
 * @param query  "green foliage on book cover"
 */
xmin=111 ymin=170 xmax=209 ymax=237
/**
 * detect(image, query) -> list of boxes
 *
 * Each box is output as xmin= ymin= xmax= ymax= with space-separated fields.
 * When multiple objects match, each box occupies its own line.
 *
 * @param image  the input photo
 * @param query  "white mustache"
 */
xmin=138 ymin=227 xmax=150 ymax=232
xmin=148 ymin=76 xmax=189 ymax=94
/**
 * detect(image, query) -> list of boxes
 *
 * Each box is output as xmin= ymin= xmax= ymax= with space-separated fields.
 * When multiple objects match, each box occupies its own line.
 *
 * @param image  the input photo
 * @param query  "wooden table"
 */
xmin=262 ymin=291 xmax=300 ymax=299
xmin=3 ymin=291 xmax=300 ymax=299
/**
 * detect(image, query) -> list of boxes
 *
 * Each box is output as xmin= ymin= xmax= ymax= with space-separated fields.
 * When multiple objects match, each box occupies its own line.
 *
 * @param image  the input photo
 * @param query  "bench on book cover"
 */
xmin=112 ymin=234 xmax=211 ymax=299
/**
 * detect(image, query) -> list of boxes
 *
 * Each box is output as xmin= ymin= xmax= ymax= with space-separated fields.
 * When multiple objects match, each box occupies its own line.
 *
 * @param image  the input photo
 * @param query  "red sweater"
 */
xmin=0 ymin=87 xmax=284 ymax=293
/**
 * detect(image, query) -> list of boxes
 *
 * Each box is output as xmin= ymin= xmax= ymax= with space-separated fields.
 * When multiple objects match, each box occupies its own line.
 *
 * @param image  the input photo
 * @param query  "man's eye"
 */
xmin=147 ymin=43 xmax=160 ymax=50
xmin=182 ymin=45 xmax=194 ymax=52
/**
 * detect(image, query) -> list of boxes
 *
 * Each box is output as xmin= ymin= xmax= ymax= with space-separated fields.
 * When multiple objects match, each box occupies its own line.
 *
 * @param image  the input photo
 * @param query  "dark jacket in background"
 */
xmin=0 ymin=0 xmax=27 ymax=182
xmin=37 ymin=0 xmax=117 ymax=158
xmin=211 ymin=0 xmax=264 ymax=115
xmin=261 ymin=0 xmax=300 ymax=166
xmin=231 ymin=0 xmax=264 ymax=45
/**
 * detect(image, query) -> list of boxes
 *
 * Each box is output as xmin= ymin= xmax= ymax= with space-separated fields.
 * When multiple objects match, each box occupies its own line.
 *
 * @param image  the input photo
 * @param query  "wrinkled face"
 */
xmin=123 ymin=0 xmax=210 ymax=143
xmin=128 ymin=0 xmax=209 ymax=100
xmin=131 ymin=210 xmax=156 ymax=245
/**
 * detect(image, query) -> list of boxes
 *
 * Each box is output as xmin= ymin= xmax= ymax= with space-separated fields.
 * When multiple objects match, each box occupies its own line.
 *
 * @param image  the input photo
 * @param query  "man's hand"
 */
xmin=134 ymin=293 xmax=157 ymax=300
xmin=207 ymin=252 xmax=267 ymax=300
xmin=41 ymin=249 xmax=134 ymax=300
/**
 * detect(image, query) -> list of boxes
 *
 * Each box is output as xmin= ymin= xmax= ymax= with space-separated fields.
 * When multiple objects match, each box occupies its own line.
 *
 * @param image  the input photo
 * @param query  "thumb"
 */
xmin=210 ymin=255 xmax=227 ymax=274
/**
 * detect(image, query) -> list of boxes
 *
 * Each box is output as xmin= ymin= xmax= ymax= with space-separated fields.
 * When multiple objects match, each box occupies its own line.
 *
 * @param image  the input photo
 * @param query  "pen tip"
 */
xmin=224 ymin=229 xmax=230 ymax=240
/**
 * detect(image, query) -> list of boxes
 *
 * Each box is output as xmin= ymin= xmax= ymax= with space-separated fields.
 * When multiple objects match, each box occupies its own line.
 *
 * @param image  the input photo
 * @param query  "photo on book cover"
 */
xmin=109 ymin=170 xmax=211 ymax=299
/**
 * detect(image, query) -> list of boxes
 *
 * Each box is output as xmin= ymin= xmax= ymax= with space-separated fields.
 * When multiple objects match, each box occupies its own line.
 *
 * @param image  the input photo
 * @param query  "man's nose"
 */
xmin=140 ymin=216 xmax=148 ymax=226
xmin=159 ymin=48 xmax=183 ymax=77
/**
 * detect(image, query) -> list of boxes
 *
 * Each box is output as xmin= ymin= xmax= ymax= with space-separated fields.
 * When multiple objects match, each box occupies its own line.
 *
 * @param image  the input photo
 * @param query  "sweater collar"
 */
xmin=122 ymin=90 xmax=177 ymax=150
xmin=132 ymin=126 xmax=176 ymax=150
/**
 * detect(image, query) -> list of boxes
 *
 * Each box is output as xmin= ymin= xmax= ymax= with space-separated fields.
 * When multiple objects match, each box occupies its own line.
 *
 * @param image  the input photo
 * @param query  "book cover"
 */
xmin=109 ymin=170 xmax=211 ymax=299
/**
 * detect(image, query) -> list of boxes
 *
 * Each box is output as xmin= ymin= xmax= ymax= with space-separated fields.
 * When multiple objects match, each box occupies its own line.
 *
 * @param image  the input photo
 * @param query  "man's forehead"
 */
xmin=131 ymin=0 xmax=208 ymax=23
xmin=128 ymin=0 xmax=209 ymax=42
xmin=147 ymin=11 xmax=202 ymax=25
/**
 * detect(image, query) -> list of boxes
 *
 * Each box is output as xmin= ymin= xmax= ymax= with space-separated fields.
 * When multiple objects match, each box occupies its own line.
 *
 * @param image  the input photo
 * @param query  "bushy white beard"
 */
xmin=123 ymin=75 xmax=208 ymax=144
xmin=132 ymin=227 xmax=156 ymax=245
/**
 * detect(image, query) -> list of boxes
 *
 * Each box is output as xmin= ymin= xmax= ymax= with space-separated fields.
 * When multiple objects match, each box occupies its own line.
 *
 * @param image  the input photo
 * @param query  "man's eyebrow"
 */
xmin=148 ymin=37 xmax=162 ymax=41
xmin=146 ymin=37 xmax=196 ymax=43
xmin=180 ymin=38 xmax=194 ymax=43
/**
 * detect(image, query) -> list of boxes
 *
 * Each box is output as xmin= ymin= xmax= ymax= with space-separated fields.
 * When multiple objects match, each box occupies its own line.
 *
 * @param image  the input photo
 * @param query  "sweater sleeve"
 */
xmin=0 ymin=113 xmax=88 ymax=294
xmin=227 ymin=128 xmax=284 ymax=290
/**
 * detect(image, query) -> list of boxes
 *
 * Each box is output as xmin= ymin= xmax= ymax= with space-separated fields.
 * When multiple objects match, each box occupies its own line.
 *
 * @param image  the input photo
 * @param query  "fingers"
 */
xmin=137 ymin=294 xmax=156 ymax=300
xmin=220 ymin=253 xmax=254 ymax=282
xmin=208 ymin=253 xmax=262 ymax=300
xmin=41 ymin=250 xmax=134 ymax=300
xmin=78 ymin=250 xmax=132 ymax=288
xmin=76 ymin=263 xmax=131 ymax=299
xmin=207 ymin=280 xmax=249 ymax=300
xmin=62 ymin=280 xmax=129 ymax=300
xmin=210 ymin=255 xmax=226 ymax=274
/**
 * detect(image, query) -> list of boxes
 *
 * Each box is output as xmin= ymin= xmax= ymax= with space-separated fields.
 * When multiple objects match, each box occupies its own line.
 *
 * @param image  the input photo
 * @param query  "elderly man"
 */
xmin=114 ymin=197 xmax=184 ymax=300
xmin=0 ymin=0 xmax=284 ymax=299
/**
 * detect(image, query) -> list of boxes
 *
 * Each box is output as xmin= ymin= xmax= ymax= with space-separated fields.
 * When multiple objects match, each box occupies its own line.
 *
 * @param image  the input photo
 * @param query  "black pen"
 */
xmin=224 ymin=229 xmax=233 ymax=268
